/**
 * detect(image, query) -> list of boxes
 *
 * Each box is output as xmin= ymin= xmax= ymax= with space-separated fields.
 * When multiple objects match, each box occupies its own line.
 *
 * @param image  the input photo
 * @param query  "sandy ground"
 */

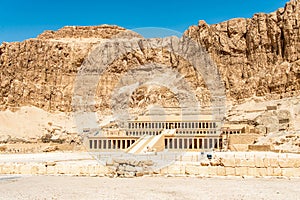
xmin=0 ymin=106 xmax=75 ymax=138
xmin=0 ymin=175 xmax=299 ymax=200
xmin=0 ymin=106 xmax=109 ymax=140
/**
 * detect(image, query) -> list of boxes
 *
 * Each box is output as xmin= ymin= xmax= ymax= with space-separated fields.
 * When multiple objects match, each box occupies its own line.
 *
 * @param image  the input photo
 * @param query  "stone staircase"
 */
xmin=126 ymin=135 xmax=152 ymax=154
xmin=126 ymin=134 xmax=165 ymax=154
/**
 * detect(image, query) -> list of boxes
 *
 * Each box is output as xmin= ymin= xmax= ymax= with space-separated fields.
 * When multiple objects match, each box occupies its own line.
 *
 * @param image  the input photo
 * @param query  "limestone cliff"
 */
xmin=1 ymin=2 xmax=300 ymax=115
xmin=185 ymin=0 xmax=300 ymax=101
xmin=0 ymin=25 xmax=141 ymax=112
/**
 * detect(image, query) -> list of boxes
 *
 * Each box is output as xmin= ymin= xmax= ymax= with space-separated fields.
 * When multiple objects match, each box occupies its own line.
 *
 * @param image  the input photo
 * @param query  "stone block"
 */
xmin=256 ymin=168 xmax=267 ymax=177
xmin=221 ymin=158 xmax=235 ymax=167
xmin=82 ymin=165 xmax=91 ymax=175
xmin=31 ymin=165 xmax=39 ymax=175
xmin=235 ymin=167 xmax=248 ymax=176
xmin=282 ymin=168 xmax=294 ymax=177
xmin=95 ymin=165 xmax=106 ymax=175
xmin=208 ymin=166 xmax=218 ymax=176
xmin=254 ymin=157 xmax=265 ymax=168
xmin=198 ymin=166 xmax=209 ymax=176
xmin=107 ymin=166 xmax=117 ymax=174
xmin=234 ymin=158 xmax=241 ymax=167
xmin=216 ymin=166 xmax=226 ymax=176
xmin=266 ymin=158 xmax=279 ymax=167
xmin=248 ymin=145 xmax=271 ymax=151
xmin=37 ymin=165 xmax=47 ymax=175
xmin=1 ymin=164 xmax=10 ymax=174
xmin=185 ymin=165 xmax=199 ymax=175
xmin=241 ymin=158 xmax=253 ymax=167
xmin=124 ymin=171 xmax=135 ymax=178
xmin=294 ymin=158 xmax=300 ymax=168
xmin=136 ymin=171 xmax=144 ymax=177
xmin=106 ymin=158 xmax=114 ymax=166
xmin=113 ymin=163 xmax=119 ymax=168
xmin=262 ymin=158 xmax=269 ymax=167
xmin=45 ymin=165 xmax=56 ymax=175
xmin=20 ymin=164 xmax=32 ymax=174
xmin=293 ymin=168 xmax=300 ymax=177
xmin=278 ymin=159 xmax=294 ymax=168
xmin=145 ymin=166 xmax=154 ymax=174
xmin=57 ymin=164 xmax=70 ymax=175
xmin=129 ymin=160 xmax=139 ymax=166
xmin=10 ymin=164 xmax=20 ymax=174
xmin=281 ymin=168 xmax=300 ymax=177
xmin=45 ymin=161 xmax=56 ymax=167
xmin=160 ymin=166 xmax=168 ymax=175
xmin=117 ymin=169 xmax=125 ymax=176
xmin=247 ymin=167 xmax=256 ymax=176
xmin=167 ymin=164 xmax=182 ymax=174
xmin=125 ymin=165 xmax=136 ymax=172
xmin=266 ymin=167 xmax=274 ymax=176
xmin=236 ymin=158 xmax=255 ymax=167
xmin=6 ymin=164 xmax=14 ymax=174
xmin=273 ymin=167 xmax=282 ymax=176
xmin=69 ymin=165 xmax=81 ymax=176
xmin=143 ymin=160 xmax=154 ymax=166
xmin=113 ymin=158 xmax=126 ymax=165
xmin=87 ymin=165 xmax=96 ymax=175
xmin=225 ymin=167 xmax=235 ymax=176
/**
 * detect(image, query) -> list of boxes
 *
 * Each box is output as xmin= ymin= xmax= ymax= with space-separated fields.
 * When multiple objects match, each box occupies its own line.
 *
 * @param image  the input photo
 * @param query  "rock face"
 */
xmin=185 ymin=0 xmax=300 ymax=101
xmin=37 ymin=25 xmax=140 ymax=40
xmin=0 ymin=25 xmax=141 ymax=112
xmin=1 ymin=2 xmax=300 ymax=113
xmin=0 ymin=1 xmax=300 ymax=140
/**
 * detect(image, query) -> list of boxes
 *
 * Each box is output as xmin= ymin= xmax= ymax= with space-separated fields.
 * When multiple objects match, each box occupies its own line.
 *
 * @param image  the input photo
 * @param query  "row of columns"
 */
xmin=89 ymin=139 xmax=136 ymax=150
xmin=126 ymin=130 xmax=219 ymax=136
xmin=126 ymin=131 xmax=160 ymax=136
xmin=128 ymin=122 xmax=217 ymax=129
xmin=164 ymin=137 xmax=221 ymax=150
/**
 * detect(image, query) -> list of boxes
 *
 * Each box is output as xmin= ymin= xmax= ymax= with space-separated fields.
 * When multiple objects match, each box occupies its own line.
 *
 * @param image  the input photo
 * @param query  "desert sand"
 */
xmin=0 ymin=175 xmax=299 ymax=200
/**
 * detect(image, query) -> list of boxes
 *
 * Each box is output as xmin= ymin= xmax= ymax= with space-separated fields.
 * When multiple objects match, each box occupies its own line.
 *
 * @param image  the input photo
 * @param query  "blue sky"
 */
xmin=0 ymin=0 xmax=289 ymax=43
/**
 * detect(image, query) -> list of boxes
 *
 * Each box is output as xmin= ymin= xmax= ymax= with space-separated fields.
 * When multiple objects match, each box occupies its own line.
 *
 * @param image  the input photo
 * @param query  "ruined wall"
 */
xmin=185 ymin=0 xmax=300 ymax=101
xmin=1 ymin=153 xmax=300 ymax=177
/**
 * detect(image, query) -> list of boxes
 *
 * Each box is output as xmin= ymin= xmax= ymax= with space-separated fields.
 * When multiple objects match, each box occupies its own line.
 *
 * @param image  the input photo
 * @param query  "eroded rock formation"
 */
xmin=185 ymin=0 xmax=300 ymax=101
xmin=0 ymin=25 xmax=141 ymax=112
xmin=1 ymin=2 xmax=300 ymax=114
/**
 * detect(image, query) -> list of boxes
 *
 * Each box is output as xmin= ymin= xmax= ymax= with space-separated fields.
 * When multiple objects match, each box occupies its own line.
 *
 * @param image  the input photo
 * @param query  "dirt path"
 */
xmin=0 ymin=175 xmax=299 ymax=200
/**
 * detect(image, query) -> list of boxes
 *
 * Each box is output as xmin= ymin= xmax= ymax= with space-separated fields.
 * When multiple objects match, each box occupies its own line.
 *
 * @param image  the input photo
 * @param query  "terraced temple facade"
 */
xmin=86 ymin=114 xmax=254 ymax=153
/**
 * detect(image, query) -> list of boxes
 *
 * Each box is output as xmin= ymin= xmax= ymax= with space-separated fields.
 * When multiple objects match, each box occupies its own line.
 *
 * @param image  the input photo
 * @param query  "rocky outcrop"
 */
xmin=1 ymin=2 xmax=300 ymax=115
xmin=256 ymin=130 xmax=300 ymax=152
xmin=184 ymin=0 xmax=300 ymax=101
xmin=0 ymin=25 xmax=141 ymax=112
xmin=37 ymin=25 xmax=141 ymax=40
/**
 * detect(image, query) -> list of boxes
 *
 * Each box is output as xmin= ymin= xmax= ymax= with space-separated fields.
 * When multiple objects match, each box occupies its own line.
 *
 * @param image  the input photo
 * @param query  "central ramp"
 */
xmin=126 ymin=129 xmax=176 ymax=154
xmin=126 ymin=134 xmax=165 ymax=154
xmin=126 ymin=135 xmax=152 ymax=154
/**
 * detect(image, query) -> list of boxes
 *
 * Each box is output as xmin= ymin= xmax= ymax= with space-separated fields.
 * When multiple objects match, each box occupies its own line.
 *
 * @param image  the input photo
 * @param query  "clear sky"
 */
xmin=0 ymin=0 xmax=290 ymax=43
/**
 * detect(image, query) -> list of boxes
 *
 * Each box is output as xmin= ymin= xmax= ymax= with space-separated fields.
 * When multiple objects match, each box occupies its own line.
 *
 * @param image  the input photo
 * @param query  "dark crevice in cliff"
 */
xmin=280 ymin=27 xmax=286 ymax=59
